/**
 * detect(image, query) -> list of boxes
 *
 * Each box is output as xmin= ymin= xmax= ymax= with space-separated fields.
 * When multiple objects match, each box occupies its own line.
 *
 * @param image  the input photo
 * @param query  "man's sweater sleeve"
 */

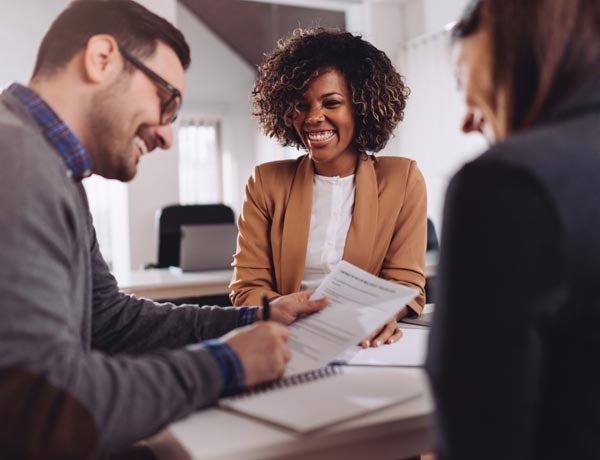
xmin=88 ymin=213 xmax=243 ymax=354
xmin=0 ymin=132 xmax=244 ymax=456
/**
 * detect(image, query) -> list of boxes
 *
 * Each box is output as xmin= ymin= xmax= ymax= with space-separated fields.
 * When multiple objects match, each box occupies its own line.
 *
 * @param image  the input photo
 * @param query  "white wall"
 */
xmin=176 ymin=2 xmax=257 ymax=216
xmin=392 ymin=0 xmax=485 ymax=235
xmin=347 ymin=0 xmax=425 ymax=55
xmin=395 ymin=32 xmax=485 ymax=233
xmin=127 ymin=0 xmax=180 ymax=270
xmin=0 ymin=0 xmax=69 ymax=87
xmin=127 ymin=1 xmax=260 ymax=269
xmin=343 ymin=0 xmax=485 ymax=235
xmin=423 ymin=0 xmax=469 ymax=33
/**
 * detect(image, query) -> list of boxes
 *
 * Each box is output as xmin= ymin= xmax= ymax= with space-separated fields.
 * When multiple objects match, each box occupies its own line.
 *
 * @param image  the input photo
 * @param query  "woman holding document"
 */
xmin=229 ymin=28 xmax=427 ymax=347
xmin=427 ymin=0 xmax=600 ymax=459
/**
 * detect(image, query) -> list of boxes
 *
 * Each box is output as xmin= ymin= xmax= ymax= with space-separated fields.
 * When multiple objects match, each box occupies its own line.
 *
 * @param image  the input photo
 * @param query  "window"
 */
xmin=178 ymin=118 xmax=223 ymax=204
xmin=83 ymin=175 xmax=131 ymax=276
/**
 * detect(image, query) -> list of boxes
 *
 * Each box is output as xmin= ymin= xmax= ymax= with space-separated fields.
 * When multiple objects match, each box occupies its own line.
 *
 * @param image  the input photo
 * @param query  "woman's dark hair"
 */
xmin=32 ymin=0 xmax=190 ymax=78
xmin=451 ymin=0 xmax=483 ymax=40
xmin=452 ymin=0 xmax=600 ymax=131
xmin=252 ymin=28 xmax=410 ymax=154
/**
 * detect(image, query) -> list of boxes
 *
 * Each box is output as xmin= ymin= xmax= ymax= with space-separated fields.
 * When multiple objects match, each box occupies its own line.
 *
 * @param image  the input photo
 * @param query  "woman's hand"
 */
xmin=359 ymin=306 xmax=409 ymax=348
xmin=359 ymin=317 xmax=403 ymax=348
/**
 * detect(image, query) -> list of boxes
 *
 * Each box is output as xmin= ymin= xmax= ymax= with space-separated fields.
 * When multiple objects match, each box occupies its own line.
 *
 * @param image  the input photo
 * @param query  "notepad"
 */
xmin=218 ymin=366 xmax=421 ymax=434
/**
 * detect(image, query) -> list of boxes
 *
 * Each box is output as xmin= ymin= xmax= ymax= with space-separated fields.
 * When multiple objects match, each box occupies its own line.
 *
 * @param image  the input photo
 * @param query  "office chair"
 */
xmin=148 ymin=204 xmax=236 ymax=306
xmin=426 ymin=217 xmax=440 ymax=252
xmin=153 ymin=203 xmax=235 ymax=269
xmin=425 ymin=218 xmax=440 ymax=304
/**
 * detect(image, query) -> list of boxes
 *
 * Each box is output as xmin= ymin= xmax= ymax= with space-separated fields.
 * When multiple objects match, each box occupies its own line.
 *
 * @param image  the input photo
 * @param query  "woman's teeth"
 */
xmin=306 ymin=130 xmax=335 ymax=142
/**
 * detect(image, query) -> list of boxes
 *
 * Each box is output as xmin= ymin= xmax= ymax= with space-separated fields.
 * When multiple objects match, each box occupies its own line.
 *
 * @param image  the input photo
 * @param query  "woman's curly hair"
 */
xmin=252 ymin=28 xmax=410 ymax=154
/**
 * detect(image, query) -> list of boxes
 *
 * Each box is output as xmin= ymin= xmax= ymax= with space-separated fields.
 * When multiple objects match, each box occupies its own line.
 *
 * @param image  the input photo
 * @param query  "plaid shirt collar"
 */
xmin=7 ymin=83 xmax=92 ymax=182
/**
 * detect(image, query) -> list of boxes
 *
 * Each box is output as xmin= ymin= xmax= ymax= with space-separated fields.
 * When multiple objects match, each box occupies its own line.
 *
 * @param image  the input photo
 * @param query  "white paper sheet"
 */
xmin=285 ymin=261 xmax=418 ymax=375
xmin=335 ymin=327 xmax=430 ymax=367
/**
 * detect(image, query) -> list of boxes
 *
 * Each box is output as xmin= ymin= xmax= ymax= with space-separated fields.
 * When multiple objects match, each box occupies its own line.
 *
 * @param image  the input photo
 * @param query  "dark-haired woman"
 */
xmin=229 ymin=28 xmax=427 ymax=348
xmin=426 ymin=0 xmax=600 ymax=459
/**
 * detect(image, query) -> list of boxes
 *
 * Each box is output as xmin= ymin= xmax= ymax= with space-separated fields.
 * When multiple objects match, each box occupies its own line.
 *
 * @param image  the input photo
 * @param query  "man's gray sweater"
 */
xmin=0 ymin=90 xmax=244 ymax=457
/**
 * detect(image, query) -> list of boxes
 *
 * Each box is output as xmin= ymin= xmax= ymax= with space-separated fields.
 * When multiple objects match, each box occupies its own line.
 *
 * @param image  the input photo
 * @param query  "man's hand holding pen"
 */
xmin=225 ymin=291 xmax=328 ymax=386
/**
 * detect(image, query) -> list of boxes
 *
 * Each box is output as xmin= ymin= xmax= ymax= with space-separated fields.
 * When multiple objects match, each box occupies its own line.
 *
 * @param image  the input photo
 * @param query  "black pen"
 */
xmin=261 ymin=294 xmax=270 ymax=321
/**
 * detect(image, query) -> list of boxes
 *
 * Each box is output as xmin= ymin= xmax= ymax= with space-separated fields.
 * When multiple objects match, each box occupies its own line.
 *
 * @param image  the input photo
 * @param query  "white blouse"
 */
xmin=300 ymin=174 xmax=356 ymax=291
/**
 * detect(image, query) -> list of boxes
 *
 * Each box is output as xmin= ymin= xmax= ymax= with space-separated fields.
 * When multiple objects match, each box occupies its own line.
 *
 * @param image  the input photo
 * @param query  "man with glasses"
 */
xmin=0 ymin=1 xmax=326 ymax=459
xmin=119 ymin=46 xmax=182 ymax=125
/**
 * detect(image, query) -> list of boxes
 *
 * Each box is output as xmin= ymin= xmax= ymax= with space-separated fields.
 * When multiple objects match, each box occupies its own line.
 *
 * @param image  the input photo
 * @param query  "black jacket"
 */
xmin=426 ymin=82 xmax=600 ymax=460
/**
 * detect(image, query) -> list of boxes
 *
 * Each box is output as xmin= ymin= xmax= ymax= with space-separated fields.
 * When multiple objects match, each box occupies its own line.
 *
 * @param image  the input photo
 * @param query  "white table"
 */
xmin=117 ymin=268 xmax=233 ymax=300
xmin=170 ymin=367 xmax=433 ymax=460
xmin=117 ymin=251 xmax=438 ymax=301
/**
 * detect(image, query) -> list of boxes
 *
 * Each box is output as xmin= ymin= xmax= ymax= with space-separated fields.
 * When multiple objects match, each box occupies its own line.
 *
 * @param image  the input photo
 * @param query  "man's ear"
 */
xmin=82 ymin=35 xmax=121 ymax=84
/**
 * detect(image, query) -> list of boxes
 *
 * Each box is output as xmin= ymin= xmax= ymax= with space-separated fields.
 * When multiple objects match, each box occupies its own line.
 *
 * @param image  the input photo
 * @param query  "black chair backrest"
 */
xmin=427 ymin=218 xmax=440 ymax=252
xmin=156 ymin=204 xmax=235 ymax=268
xmin=425 ymin=218 xmax=440 ymax=304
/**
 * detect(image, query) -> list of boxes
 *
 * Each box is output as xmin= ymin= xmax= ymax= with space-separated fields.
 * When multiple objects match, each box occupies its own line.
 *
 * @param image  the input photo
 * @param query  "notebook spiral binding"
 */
xmin=228 ymin=365 xmax=343 ymax=401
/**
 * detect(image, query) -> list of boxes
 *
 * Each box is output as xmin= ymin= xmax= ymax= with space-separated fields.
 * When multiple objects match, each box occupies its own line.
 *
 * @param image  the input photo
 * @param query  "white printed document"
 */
xmin=285 ymin=260 xmax=418 ymax=375
xmin=334 ymin=327 xmax=430 ymax=367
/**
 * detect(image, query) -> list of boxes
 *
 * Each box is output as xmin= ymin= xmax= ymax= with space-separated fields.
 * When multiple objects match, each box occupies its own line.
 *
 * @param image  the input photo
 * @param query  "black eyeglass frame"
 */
xmin=119 ymin=46 xmax=182 ymax=125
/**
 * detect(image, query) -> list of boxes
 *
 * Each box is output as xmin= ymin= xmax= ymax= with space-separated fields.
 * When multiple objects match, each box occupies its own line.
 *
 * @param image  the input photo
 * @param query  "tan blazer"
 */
xmin=230 ymin=154 xmax=427 ymax=314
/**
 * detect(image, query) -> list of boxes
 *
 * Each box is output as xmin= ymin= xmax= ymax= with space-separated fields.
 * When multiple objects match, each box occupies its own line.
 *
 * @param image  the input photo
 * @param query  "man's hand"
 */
xmin=266 ymin=290 xmax=328 ymax=325
xmin=223 ymin=322 xmax=291 ymax=386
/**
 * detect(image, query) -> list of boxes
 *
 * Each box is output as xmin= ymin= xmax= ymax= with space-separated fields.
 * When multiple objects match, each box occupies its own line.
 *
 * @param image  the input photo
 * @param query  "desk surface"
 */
xmin=117 ymin=268 xmax=233 ymax=300
xmin=117 ymin=251 xmax=438 ymax=301
xmin=170 ymin=367 xmax=433 ymax=460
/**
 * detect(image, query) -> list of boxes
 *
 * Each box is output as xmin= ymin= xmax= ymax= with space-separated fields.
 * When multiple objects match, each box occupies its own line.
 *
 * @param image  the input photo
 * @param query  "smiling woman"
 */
xmin=230 ymin=28 xmax=428 ymax=349
xmin=290 ymin=68 xmax=357 ymax=177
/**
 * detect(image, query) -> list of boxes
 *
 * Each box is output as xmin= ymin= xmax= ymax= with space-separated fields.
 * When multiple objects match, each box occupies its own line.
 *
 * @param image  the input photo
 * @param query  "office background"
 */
xmin=0 ymin=0 xmax=483 ymax=278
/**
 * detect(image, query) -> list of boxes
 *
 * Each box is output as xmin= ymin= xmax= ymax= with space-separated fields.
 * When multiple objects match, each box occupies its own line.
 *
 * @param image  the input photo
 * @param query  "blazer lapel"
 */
xmin=280 ymin=155 xmax=314 ymax=293
xmin=343 ymin=156 xmax=378 ymax=270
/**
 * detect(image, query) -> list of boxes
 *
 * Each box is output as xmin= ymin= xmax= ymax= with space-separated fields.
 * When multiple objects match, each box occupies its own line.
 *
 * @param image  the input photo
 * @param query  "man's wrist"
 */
xmin=237 ymin=306 xmax=258 ymax=326
xmin=203 ymin=340 xmax=245 ymax=396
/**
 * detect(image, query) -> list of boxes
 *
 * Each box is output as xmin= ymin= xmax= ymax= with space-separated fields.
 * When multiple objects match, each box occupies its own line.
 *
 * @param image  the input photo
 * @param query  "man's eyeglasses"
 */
xmin=119 ymin=46 xmax=182 ymax=125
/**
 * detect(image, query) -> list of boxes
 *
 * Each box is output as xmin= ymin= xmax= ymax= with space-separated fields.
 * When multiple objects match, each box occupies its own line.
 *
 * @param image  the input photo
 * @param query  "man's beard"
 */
xmin=88 ymin=85 xmax=137 ymax=182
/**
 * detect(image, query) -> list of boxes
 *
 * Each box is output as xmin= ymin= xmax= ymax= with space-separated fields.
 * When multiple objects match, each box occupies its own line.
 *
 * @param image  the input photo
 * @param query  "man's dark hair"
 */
xmin=32 ymin=0 xmax=190 ymax=78
xmin=252 ymin=28 xmax=409 ymax=154
xmin=452 ymin=0 xmax=600 ymax=131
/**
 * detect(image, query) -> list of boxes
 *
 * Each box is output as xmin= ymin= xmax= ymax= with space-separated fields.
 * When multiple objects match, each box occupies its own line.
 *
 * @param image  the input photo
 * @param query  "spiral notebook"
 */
xmin=218 ymin=367 xmax=421 ymax=434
